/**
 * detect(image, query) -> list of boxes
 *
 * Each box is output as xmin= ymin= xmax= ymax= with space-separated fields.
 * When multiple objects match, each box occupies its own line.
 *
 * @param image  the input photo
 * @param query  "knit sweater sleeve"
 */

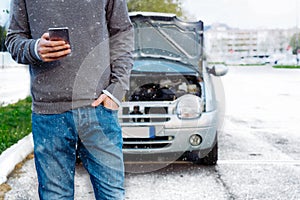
xmin=5 ymin=0 xmax=41 ymax=65
xmin=105 ymin=0 xmax=134 ymax=103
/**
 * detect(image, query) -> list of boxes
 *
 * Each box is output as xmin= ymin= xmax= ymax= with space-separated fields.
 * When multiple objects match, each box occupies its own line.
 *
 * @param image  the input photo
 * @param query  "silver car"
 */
xmin=119 ymin=12 xmax=228 ymax=166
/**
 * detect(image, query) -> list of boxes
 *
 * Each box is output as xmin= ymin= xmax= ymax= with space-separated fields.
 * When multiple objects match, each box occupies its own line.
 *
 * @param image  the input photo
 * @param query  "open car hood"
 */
xmin=129 ymin=12 xmax=204 ymax=68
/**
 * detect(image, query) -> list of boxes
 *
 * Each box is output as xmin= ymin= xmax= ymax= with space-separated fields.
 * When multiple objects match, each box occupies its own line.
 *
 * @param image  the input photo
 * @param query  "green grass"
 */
xmin=207 ymin=62 xmax=226 ymax=65
xmin=0 ymin=97 xmax=32 ymax=155
xmin=240 ymin=64 xmax=266 ymax=66
xmin=273 ymin=65 xmax=300 ymax=69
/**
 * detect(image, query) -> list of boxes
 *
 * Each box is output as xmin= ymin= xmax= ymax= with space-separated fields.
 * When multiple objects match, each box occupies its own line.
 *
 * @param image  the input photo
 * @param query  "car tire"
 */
xmin=201 ymin=142 xmax=218 ymax=165
xmin=187 ymin=142 xmax=218 ymax=165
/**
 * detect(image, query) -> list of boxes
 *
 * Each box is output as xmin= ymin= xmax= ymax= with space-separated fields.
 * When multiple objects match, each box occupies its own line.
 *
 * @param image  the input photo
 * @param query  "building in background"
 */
xmin=204 ymin=23 xmax=298 ymax=65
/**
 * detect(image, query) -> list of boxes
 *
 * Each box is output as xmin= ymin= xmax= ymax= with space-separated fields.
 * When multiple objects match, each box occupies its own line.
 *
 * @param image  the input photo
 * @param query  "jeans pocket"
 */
xmin=99 ymin=104 xmax=118 ymax=113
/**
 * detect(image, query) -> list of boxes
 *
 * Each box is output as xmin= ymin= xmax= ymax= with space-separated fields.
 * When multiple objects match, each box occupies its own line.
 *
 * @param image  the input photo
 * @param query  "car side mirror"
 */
xmin=207 ymin=64 xmax=228 ymax=76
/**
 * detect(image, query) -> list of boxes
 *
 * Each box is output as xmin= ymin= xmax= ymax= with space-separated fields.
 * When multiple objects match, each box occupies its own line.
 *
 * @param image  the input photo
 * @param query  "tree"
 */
xmin=289 ymin=33 xmax=300 ymax=55
xmin=0 ymin=26 xmax=7 ymax=52
xmin=1 ymin=9 xmax=9 ymax=52
xmin=127 ymin=0 xmax=183 ymax=17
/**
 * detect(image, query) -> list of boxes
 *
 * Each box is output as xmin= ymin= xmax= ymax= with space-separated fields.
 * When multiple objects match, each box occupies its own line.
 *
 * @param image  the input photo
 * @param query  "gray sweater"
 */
xmin=5 ymin=0 xmax=134 ymax=114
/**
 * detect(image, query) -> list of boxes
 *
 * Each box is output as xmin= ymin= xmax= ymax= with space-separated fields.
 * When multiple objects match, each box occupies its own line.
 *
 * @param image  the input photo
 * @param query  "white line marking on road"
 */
xmin=124 ymin=160 xmax=300 ymax=165
xmin=218 ymin=159 xmax=300 ymax=165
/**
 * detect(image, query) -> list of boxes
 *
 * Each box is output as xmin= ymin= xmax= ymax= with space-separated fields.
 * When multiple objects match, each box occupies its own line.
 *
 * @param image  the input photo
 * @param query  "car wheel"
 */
xmin=187 ymin=142 xmax=218 ymax=165
xmin=201 ymin=142 xmax=218 ymax=165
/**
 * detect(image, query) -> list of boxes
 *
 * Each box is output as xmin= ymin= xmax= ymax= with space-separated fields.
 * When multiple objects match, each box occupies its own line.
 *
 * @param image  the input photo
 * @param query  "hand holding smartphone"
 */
xmin=37 ymin=27 xmax=71 ymax=62
xmin=48 ymin=27 xmax=70 ymax=45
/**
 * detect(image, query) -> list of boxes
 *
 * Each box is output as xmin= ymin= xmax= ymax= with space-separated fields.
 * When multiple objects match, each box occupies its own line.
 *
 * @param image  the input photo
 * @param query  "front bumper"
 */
xmin=119 ymin=102 xmax=218 ymax=158
xmin=123 ymin=126 xmax=217 ymax=156
xmin=120 ymin=109 xmax=218 ymax=159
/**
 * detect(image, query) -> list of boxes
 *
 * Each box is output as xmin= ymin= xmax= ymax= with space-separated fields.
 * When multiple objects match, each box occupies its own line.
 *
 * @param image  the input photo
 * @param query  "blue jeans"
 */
xmin=32 ymin=105 xmax=124 ymax=200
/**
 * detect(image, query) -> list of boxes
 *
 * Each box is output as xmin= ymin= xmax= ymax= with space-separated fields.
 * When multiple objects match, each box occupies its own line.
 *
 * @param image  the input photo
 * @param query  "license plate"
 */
xmin=122 ymin=126 xmax=155 ymax=138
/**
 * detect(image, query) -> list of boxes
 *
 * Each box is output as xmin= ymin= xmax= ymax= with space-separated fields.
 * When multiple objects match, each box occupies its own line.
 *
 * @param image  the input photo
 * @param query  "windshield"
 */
xmin=130 ymin=14 xmax=204 ymax=66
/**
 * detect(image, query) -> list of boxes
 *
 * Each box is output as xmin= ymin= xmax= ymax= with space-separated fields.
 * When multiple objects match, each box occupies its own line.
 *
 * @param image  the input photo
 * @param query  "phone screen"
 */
xmin=48 ymin=27 xmax=70 ymax=44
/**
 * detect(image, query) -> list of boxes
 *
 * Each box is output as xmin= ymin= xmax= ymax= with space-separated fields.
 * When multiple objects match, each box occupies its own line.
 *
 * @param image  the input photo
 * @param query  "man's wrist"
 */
xmin=102 ymin=90 xmax=121 ymax=106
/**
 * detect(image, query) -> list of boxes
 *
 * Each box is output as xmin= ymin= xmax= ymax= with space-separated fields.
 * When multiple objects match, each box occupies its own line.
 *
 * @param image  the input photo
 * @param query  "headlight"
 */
xmin=176 ymin=94 xmax=203 ymax=119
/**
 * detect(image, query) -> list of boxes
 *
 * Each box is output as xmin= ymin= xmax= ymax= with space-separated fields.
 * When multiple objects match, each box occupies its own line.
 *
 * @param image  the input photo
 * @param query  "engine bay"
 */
xmin=125 ymin=74 xmax=202 ymax=102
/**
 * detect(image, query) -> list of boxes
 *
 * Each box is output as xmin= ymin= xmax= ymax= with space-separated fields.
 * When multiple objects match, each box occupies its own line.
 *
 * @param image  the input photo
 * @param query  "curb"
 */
xmin=0 ymin=133 xmax=33 ymax=184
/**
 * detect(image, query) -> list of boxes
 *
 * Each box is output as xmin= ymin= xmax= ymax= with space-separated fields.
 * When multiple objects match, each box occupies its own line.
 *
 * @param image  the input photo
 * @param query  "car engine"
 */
xmin=127 ymin=74 xmax=202 ymax=102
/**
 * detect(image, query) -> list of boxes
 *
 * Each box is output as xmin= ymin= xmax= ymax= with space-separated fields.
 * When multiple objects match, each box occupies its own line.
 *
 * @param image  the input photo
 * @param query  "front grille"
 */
xmin=119 ymin=102 xmax=175 ymax=124
xmin=123 ymin=136 xmax=174 ymax=149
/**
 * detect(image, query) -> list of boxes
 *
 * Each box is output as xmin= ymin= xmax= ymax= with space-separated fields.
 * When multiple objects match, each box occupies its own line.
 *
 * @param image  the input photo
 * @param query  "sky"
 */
xmin=182 ymin=0 xmax=300 ymax=29
xmin=1 ymin=0 xmax=300 ymax=29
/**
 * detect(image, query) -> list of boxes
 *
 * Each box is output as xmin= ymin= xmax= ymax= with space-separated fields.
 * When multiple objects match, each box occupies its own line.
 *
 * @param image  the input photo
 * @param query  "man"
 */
xmin=5 ymin=0 xmax=133 ymax=199
xmin=130 ymin=106 xmax=143 ymax=122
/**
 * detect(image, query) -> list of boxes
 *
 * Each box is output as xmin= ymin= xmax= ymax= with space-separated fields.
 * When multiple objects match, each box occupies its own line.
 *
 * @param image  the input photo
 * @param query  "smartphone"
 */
xmin=48 ymin=27 xmax=70 ymax=44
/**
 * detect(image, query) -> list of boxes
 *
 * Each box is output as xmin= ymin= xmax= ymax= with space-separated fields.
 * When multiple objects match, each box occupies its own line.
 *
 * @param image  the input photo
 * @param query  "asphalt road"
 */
xmin=3 ymin=65 xmax=300 ymax=200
